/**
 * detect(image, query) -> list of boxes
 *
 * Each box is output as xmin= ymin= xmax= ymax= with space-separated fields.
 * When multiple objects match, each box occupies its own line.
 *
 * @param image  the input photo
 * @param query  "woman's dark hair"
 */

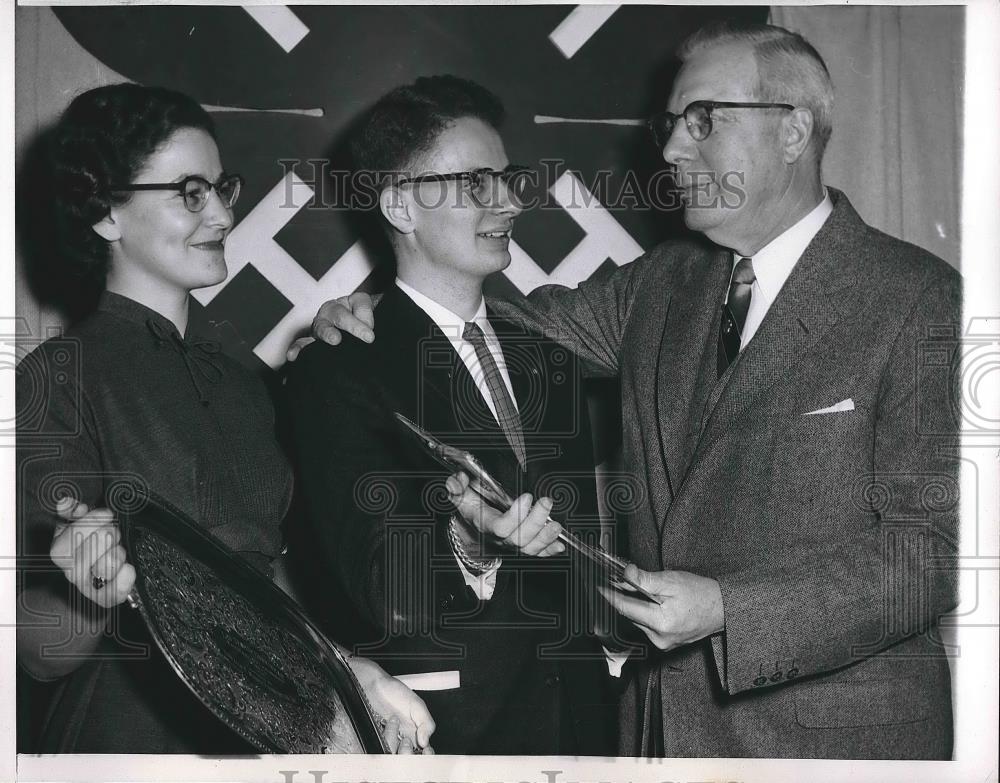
xmin=48 ymin=83 xmax=216 ymax=287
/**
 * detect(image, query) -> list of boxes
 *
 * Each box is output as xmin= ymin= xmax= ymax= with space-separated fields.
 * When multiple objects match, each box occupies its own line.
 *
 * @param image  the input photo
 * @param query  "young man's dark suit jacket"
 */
xmin=494 ymin=189 xmax=962 ymax=759
xmin=286 ymin=284 xmax=615 ymax=755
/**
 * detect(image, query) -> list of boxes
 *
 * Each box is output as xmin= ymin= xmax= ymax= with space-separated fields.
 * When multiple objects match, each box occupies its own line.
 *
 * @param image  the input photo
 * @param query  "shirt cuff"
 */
xmin=453 ymin=550 xmax=501 ymax=600
xmin=603 ymin=645 xmax=630 ymax=678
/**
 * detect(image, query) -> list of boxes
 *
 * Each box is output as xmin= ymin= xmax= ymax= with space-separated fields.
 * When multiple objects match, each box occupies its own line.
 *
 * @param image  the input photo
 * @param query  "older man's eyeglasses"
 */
xmin=647 ymin=101 xmax=794 ymax=147
xmin=110 ymin=173 xmax=244 ymax=213
xmin=397 ymin=165 xmax=533 ymax=207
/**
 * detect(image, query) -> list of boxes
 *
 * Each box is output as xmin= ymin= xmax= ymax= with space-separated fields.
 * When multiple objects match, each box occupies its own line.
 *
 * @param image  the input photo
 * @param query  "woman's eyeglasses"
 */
xmin=647 ymin=101 xmax=794 ymax=148
xmin=110 ymin=173 xmax=244 ymax=213
xmin=397 ymin=165 xmax=533 ymax=207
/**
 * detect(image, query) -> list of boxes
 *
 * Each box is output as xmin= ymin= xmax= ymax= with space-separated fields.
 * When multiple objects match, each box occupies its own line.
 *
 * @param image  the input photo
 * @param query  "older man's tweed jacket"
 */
xmin=495 ymin=190 xmax=961 ymax=759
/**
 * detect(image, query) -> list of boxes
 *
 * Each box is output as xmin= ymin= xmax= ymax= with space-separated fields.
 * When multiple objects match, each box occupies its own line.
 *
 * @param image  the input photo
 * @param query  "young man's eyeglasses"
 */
xmin=396 ymin=165 xmax=533 ymax=207
xmin=647 ymin=101 xmax=794 ymax=148
xmin=110 ymin=173 xmax=244 ymax=213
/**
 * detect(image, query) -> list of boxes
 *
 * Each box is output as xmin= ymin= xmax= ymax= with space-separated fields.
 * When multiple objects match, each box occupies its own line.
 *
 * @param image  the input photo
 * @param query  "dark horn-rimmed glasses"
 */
xmin=647 ymin=101 xmax=794 ymax=148
xmin=396 ymin=165 xmax=533 ymax=208
xmin=110 ymin=173 xmax=244 ymax=213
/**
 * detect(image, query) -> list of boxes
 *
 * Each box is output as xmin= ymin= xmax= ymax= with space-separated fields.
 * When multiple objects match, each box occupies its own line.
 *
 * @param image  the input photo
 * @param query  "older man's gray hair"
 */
xmin=678 ymin=21 xmax=835 ymax=163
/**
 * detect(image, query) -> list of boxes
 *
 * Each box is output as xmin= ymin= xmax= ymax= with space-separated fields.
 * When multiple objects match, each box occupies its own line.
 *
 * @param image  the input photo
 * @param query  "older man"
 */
xmin=313 ymin=22 xmax=961 ymax=759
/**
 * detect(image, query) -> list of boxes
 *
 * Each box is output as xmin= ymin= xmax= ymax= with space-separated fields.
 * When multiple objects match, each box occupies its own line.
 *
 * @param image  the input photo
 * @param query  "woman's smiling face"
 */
xmin=100 ymin=127 xmax=234 ymax=296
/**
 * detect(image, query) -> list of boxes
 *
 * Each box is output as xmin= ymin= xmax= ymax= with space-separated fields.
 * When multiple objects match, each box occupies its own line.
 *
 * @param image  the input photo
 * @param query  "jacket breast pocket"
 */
xmin=768 ymin=408 xmax=872 ymax=527
xmin=794 ymin=677 xmax=929 ymax=728
xmin=776 ymin=406 xmax=871 ymax=469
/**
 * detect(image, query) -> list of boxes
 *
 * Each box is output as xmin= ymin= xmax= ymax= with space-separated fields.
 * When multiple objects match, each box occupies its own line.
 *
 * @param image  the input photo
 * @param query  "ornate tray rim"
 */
xmin=118 ymin=487 xmax=387 ymax=754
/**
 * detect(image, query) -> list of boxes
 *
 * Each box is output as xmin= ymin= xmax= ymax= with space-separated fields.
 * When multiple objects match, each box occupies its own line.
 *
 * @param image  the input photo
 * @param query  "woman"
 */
xmin=15 ymin=83 xmax=432 ymax=754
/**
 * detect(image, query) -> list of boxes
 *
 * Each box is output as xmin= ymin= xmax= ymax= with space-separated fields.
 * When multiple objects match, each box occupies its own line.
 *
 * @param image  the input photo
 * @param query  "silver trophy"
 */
xmin=395 ymin=412 xmax=663 ymax=605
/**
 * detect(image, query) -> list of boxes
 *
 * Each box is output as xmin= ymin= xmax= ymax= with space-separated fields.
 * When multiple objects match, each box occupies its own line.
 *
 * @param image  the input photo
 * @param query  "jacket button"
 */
xmin=786 ymin=668 xmax=799 ymax=679
xmin=440 ymin=592 xmax=454 ymax=610
xmin=753 ymin=676 xmax=767 ymax=687
xmin=769 ymin=671 xmax=783 ymax=683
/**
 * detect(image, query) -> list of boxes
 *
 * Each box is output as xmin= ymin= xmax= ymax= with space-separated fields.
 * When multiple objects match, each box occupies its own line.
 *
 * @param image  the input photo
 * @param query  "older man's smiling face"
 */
xmin=662 ymin=42 xmax=795 ymax=254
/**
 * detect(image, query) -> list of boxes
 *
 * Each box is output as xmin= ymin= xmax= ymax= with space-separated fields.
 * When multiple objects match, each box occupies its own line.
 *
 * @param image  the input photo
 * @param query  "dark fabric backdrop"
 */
xmin=21 ymin=5 xmax=766 ymax=373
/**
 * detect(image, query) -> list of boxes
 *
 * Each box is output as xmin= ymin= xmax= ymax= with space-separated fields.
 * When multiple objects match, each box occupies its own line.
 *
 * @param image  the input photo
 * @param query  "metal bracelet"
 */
xmin=447 ymin=517 xmax=500 ymax=576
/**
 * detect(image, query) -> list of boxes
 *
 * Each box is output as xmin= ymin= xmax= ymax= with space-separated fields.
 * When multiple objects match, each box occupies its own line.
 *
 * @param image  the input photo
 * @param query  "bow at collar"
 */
xmin=146 ymin=318 xmax=224 ymax=404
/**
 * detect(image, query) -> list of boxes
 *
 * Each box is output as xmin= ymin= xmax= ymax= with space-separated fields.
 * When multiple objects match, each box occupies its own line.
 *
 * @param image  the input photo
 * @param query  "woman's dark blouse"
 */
xmin=16 ymin=291 xmax=292 ymax=752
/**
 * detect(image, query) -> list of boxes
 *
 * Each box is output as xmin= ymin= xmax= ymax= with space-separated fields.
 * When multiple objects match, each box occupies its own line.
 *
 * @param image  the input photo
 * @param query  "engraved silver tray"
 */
xmin=117 ymin=489 xmax=387 ymax=754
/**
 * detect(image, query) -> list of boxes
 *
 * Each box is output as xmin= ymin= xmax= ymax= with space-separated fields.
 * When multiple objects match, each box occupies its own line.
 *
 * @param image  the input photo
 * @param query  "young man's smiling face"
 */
xmin=401 ymin=116 xmax=522 ymax=287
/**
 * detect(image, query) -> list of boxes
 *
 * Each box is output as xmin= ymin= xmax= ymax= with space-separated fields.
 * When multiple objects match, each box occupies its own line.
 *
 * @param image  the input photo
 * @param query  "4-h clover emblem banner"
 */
xmin=39 ymin=5 xmax=764 ymax=370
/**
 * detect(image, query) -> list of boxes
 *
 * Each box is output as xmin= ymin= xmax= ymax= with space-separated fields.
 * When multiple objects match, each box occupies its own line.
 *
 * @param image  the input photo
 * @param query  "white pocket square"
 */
xmin=802 ymin=398 xmax=854 ymax=416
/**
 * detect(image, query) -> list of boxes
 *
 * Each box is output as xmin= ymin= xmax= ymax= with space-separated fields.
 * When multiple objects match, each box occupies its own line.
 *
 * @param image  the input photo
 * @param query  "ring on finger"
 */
xmin=90 ymin=567 xmax=108 ymax=591
xmin=90 ymin=544 xmax=123 ymax=590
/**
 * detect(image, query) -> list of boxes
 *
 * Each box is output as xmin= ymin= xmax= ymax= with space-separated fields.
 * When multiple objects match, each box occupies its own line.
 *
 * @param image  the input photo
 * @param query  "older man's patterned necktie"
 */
xmin=463 ymin=321 xmax=527 ymax=468
xmin=717 ymin=256 xmax=756 ymax=378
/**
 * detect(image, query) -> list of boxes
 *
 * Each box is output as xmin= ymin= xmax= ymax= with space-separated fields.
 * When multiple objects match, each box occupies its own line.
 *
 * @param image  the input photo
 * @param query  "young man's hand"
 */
xmin=445 ymin=471 xmax=566 ymax=558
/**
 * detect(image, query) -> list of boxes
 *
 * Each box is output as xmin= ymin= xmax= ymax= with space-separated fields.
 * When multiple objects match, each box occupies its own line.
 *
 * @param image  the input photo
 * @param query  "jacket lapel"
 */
xmin=381 ymin=286 xmax=519 ymax=594
xmin=377 ymin=285 xmax=456 ymax=419
xmin=654 ymin=248 xmax=732 ymax=506
xmin=695 ymin=192 xmax=861 ymax=456
xmin=492 ymin=315 xmax=543 ymax=432
xmin=486 ymin=313 xmax=539 ymax=486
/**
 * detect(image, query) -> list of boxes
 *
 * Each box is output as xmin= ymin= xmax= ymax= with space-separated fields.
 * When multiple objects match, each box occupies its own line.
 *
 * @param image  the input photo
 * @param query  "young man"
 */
xmin=285 ymin=76 xmax=615 ymax=755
